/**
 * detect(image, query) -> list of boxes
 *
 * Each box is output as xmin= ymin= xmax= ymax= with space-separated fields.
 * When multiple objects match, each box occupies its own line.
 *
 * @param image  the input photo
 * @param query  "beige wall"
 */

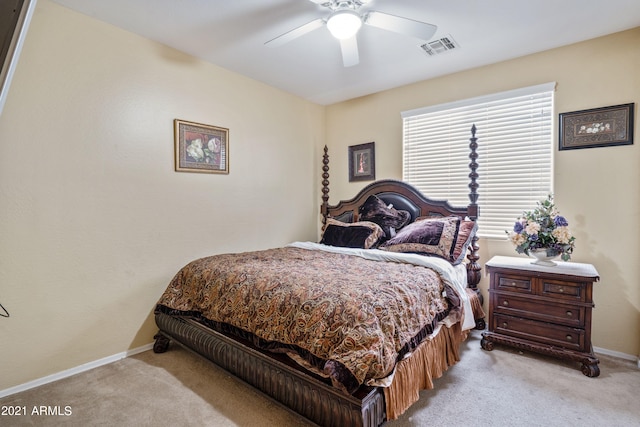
xmin=0 ymin=0 xmax=324 ymax=390
xmin=325 ymin=28 xmax=640 ymax=357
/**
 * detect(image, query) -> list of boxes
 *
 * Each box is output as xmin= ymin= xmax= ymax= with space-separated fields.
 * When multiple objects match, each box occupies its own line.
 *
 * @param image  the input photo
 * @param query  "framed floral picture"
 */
xmin=348 ymin=142 xmax=375 ymax=182
xmin=174 ymin=119 xmax=229 ymax=173
xmin=559 ymin=103 xmax=634 ymax=150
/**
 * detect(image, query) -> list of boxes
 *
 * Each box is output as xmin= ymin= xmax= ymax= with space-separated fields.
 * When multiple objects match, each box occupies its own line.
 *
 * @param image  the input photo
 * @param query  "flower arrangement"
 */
xmin=507 ymin=194 xmax=576 ymax=261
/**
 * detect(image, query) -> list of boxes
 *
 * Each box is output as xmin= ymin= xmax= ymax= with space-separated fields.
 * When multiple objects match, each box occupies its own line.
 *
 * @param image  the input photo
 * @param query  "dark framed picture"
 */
xmin=348 ymin=142 xmax=375 ymax=182
xmin=174 ymin=119 xmax=229 ymax=174
xmin=559 ymin=103 xmax=634 ymax=150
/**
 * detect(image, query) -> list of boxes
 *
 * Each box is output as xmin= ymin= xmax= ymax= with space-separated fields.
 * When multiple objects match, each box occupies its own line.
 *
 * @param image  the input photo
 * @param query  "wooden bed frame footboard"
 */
xmin=154 ymin=313 xmax=386 ymax=427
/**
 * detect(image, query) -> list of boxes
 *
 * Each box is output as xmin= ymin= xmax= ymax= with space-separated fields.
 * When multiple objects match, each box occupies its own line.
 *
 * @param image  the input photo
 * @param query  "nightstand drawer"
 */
xmin=540 ymin=279 xmax=586 ymax=302
xmin=492 ymin=293 xmax=585 ymax=327
xmin=492 ymin=314 xmax=586 ymax=352
xmin=495 ymin=273 xmax=533 ymax=294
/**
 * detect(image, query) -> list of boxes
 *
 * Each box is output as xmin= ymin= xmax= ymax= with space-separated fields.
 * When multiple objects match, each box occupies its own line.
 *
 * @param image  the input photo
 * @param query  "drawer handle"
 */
xmin=566 ymin=311 xmax=573 ymax=317
xmin=511 ymin=282 xmax=516 ymax=287
xmin=502 ymin=322 xmax=508 ymax=328
xmin=566 ymin=335 xmax=573 ymax=341
xmin=558 ymin=287 xmax=565 ymax=293
xmin=502 ymin=300 xmax=509 ymax=307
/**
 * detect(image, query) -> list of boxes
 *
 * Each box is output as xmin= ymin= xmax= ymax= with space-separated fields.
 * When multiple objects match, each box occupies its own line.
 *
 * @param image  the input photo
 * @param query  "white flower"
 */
xmin=186 ymin=138 xmax=204 ymax=161
xmin=525 ymin=222 xmax=540 ymax=235
xmin=552 ymin=226 xmax=572 ymax=244
xmin=208 ymin=137 xmax=221 ymax=153
xmin=509 ymin=232 xmax=526 ymax=246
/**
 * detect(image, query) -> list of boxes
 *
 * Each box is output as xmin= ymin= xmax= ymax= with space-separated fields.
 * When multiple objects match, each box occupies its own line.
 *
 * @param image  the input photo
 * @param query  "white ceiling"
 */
xmin=50 ymin=0 xmax=640 ymax=105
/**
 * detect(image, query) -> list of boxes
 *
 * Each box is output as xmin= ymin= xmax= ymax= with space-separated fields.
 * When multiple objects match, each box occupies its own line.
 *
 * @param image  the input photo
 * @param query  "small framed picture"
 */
xmin=559 ymin=103 xmax=634 ymax=150
xmin=174 ymin=119 xmax=229 ymax=173
xmin=348 ymin=142 xmax=375 ymax=182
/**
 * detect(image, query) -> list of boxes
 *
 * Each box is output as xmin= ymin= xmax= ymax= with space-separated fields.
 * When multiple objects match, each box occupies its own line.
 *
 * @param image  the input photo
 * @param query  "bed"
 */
xmin=153 ymin=126 xmax=483 ymax=427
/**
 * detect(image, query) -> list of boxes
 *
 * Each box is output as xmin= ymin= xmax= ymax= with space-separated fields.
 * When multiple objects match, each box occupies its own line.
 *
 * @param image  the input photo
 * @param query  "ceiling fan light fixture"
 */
xmin=326 ymin=9 xmax=362 ymax=40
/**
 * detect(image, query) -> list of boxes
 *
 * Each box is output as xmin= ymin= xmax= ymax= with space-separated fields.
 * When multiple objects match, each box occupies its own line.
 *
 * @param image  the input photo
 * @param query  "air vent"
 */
xmin=419 ymin=35 xmax=459 ymax=56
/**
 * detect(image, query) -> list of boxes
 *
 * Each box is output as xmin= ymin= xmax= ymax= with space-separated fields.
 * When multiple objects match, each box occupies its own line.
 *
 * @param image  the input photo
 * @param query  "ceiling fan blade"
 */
xmin=364 ymin=11 xmax=437 ymax=40
xmin=265 ymin=18 xmax=325 ymax=47
xmin=340 ymin=36 xmax=359 ymax=67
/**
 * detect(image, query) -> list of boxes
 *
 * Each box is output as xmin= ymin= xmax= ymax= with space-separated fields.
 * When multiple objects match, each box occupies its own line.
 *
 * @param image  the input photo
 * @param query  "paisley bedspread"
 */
xmin=155 ymin=243 xmax=467 ymax=393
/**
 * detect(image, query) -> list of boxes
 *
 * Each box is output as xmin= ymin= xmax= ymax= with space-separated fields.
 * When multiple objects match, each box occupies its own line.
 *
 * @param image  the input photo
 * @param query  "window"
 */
xmin=402 ymin=83 xmax=555 ymax=238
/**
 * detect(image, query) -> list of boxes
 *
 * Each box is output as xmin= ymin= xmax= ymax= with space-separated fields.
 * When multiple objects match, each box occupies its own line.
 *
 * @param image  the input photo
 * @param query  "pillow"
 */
xmin=451 ymin=219 xmax=478 ymax=265
xmin=320 ymin=218 xmax=385 ymax=249
xmin=358 ymin=195 xmax=411 ymax=240
xmin=380 ymin=216 xmax=461 ymax=261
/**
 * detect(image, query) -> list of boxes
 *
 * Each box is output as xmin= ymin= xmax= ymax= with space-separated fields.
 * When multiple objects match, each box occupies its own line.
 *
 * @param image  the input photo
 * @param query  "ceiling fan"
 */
xmin=265 ymin=0 xmax=437 ymax=67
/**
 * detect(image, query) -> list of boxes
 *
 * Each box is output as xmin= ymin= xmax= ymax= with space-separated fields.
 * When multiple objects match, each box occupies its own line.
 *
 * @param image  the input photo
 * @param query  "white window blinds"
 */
xmin=402 ymin=83 xmax=555 ymax=238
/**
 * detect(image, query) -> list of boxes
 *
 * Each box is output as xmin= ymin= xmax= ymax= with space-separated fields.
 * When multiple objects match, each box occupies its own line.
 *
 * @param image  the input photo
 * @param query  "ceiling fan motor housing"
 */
xmin=324 ymin=0 xmax=370 ymax=10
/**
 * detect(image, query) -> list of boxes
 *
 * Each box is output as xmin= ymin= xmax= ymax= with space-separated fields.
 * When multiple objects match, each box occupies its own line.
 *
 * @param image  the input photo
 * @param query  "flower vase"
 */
xmin=530 ymin=249 xmax=559 ymax=266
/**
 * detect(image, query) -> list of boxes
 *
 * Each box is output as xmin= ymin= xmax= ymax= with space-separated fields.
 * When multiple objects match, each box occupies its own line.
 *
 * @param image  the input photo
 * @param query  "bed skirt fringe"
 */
xmin=384 ymin=289 xmax=483 ymax=419
xmin=383 ymin=322 xmax=467 ymax=420
xmin=468 ymin=288 xmax=486 ymax=321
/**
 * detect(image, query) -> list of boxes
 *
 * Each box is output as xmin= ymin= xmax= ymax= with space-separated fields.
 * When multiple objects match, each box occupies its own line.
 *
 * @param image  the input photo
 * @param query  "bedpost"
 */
xmin=467 ymin=125 xmax=482 ymax=295
xmin=321 ymin=145 xmax=330 ymax=229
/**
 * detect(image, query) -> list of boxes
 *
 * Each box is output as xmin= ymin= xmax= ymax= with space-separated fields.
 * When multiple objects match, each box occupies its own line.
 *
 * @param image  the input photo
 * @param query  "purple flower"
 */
xmin=529 ymin=234 xmax=538 ymax=242
xmin=513 ymin=221 xmax=525 ymax=234
xmin=554 ymin=216 xmax=569 ymax=227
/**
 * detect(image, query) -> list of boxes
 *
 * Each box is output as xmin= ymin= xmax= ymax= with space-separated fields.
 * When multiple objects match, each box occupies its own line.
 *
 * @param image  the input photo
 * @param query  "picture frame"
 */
xmin=348 ymin=142 xmax=375 ymax=182
xmin=559 ymin=103 xmax=634 ymax=150
xmin=174 ymin=119 xmax=229 ymax=174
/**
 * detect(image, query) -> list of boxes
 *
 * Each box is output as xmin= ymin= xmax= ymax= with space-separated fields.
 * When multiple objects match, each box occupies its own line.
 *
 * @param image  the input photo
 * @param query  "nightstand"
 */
xmin=481 ymin=255 xmax=600 ymax=377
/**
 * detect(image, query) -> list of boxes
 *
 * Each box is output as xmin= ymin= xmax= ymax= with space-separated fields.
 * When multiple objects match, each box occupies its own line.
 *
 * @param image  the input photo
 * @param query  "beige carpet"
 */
xmin=1 ymin=331 xmax=638 ymax=426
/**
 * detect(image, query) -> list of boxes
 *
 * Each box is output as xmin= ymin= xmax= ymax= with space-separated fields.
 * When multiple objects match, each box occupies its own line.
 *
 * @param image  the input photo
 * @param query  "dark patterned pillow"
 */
xmin=451 ymin=219 xmax=478 ymax=265
xmin=358 ymin=195 xmax=411 ymax=239
xmin=320 ymin=218 xmax=385 ymax=249
xmin=380 ymin=216 xmax=461 ymax=261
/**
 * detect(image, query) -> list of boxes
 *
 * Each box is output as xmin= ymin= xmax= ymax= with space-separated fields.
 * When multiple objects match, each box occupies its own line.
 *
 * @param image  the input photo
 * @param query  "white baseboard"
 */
xmin=0 ymin=343 xmax=154 ymax=399
xmin=593 ymin=345 xmax=640 ymax=367
xmin=1 ymin=343 xmax=638 ymax=399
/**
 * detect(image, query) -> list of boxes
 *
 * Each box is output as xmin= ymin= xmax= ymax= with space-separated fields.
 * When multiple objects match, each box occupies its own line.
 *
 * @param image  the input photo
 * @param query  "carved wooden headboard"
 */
xmin=319 ymin=125 xmax=481 ymax=291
